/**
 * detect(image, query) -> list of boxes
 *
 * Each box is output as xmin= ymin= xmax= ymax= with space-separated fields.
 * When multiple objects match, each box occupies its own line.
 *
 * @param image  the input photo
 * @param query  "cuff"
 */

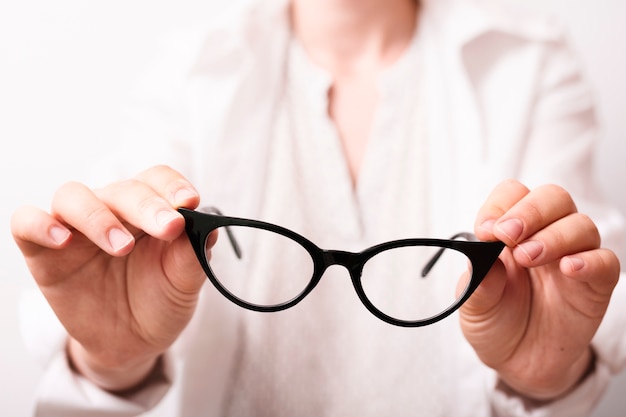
xmin=489 ymin=358 xmax=611 ymax=417
xmin=33 ymin=348 xmax=174 ymax=417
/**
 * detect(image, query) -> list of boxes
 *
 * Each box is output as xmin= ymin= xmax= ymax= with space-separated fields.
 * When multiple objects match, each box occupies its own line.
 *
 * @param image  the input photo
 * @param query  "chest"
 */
xmin=327 ymin=72 xmax=380 ymax=183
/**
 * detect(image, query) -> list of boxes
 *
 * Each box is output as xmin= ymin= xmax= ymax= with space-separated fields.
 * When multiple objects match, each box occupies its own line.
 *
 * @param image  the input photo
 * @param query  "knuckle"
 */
xmin=606 ymin=250 xmax=621 ymax=280
xmin=166 ymin=178 xmax=195 ymax=200
xmin=51 ymin=181 xmax=90 ymax=214
xmin=501 ymin=178 xmax=525 ymax=190
xmin=577 ymin=213 xmax=600 ymax=244
xmin=517 ymin=199 xmax=545 ymax=225
xmin=53 ymin=181 xmax=84 ymax=201
xmin=137 ymin=164 xmax=178 ymax=180
xmin=93 ymin=178 xmax=135 ymax=201
xmin=152 ymin=164 xmax=175 ymax=173
xmin=10 ymin=205 xmax=39 ymax=238
xmin=82 ymin=204 xmax=111 ymax=226
xmin=107 ymin=178 xmax=143 ymax=194
xmin=136 ymin=195 xmax=169 ymax=213
xmin=596 ymin=249 xmax=620 ymax=290
xmin=495 ymin=179 xmax=530 ymax=201
xmin=539 ymin=184 xmax=576 ymax=211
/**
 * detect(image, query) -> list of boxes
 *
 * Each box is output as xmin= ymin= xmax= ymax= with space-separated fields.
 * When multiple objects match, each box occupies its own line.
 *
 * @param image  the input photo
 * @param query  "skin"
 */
xmin=12 ymin=170 xmax=206 ymax=391
xmin=467 ymin=180 xmax=619 ymax=399
xmin=11 ymin=0 xmax=621 ymax=403
xmin=291 ymin=0 xmax=418 ymax=182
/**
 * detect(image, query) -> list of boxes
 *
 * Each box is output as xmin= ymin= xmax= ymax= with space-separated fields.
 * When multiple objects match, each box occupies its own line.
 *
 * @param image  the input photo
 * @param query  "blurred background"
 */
xmin=1 ymin=0 xmax=624 ymax=415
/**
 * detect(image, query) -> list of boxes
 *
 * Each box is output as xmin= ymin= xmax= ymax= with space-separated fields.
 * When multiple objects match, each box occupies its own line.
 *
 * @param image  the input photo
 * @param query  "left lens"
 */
xmin=360 ymin=244 xmax=472 ymax=322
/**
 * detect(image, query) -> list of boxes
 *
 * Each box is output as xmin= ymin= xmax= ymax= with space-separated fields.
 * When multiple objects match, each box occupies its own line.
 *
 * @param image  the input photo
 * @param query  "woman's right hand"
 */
xmin=11 ymin=165 xmax=207 ymax=392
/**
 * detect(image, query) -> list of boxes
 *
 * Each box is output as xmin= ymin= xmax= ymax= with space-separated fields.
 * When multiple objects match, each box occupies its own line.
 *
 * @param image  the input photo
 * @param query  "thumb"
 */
xmin=460 ymin=260 xmax=509 ymax=318
xmin=162 ymin=233 xmax=207 ymax=296
xmin=459 ymin=257 xmax=530 ymax=367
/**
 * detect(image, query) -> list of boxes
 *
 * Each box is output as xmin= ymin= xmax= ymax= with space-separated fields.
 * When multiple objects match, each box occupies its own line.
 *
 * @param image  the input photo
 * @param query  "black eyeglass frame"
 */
xmin=178 ymin=208 xmax=505 ymax=327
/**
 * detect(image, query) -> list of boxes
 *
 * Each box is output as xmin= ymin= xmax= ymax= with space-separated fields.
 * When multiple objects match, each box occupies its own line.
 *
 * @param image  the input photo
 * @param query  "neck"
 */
xmin=290 ymin=0 xmax=419 ymax=75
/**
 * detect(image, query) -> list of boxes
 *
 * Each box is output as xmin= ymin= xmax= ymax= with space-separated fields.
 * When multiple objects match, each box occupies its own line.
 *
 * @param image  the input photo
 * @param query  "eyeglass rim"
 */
xmin=178 ymin=207 xmax=505 ymax=327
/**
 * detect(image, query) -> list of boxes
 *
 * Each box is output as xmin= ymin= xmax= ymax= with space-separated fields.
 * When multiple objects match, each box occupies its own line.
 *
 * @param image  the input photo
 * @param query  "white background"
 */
xmin=1 ymin=0 xmax=625 ymax=415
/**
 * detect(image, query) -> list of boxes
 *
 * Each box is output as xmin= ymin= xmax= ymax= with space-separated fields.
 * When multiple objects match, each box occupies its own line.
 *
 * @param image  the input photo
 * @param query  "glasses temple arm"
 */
xmin=199 ymin=206 xmax=243 ymax=259
xmin=421 ymin=232 xmax=476 ymax=277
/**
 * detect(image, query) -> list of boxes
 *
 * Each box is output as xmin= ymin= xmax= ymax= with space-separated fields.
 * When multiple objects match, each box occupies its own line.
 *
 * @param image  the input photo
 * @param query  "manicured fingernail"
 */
xmin=567 ymin=256 xmax=585 ymax=271
xmin=174 ymin=188 xmax=198 ymax=204
xmin=156 ymin=209 xmax=180 ymax=227
xmin=496 ymin=218 xmax=524 ymax=242
xmin=518 ymin=240 xmax=544 ymax=261
xmin=49 ymin=225 xmax=70 ymax=245
xmin=108 ymin=228 xmax=133 ymax=252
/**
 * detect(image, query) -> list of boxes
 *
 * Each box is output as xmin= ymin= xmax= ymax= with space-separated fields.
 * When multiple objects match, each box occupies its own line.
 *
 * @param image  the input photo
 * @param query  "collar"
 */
xmin=188 ymin=0 xmax=564 ymax=79
xmin=421 ymin=0 xmax=563 ymax=47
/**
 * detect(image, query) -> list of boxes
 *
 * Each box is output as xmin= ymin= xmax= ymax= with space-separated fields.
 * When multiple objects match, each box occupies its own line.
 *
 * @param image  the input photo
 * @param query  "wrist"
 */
xmin=498 ymin=347 xmax=595 ymax=401
xmin=67 ymin=337 xmax=161 ymax=393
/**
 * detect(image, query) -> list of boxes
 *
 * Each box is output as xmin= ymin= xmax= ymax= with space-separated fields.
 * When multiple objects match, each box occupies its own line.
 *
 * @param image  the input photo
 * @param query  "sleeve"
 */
xmin=515 ymin=30 xmax=625 ymax=259
xmin=489 ymin=26 xmax=626 ymax=417
xmin=22 ymin=28 xmax=208 ymax=417
xmin=20 ymin=289 xmax=176 ymax=417
xmin=489 ymin=360 xmax=612 ymax=417
xmin=34 ymin=351 xmax=174 ymax=417
xmin=488 ymin=272 xmax=626 ymax=417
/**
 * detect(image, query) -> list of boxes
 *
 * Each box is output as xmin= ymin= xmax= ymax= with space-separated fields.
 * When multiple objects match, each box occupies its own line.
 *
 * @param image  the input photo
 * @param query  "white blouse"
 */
xmin=23 ymin=0 xmax=626 ymax=416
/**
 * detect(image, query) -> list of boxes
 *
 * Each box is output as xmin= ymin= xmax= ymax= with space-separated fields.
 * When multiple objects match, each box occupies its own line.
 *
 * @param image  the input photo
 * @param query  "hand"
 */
xmin=11 ymin=165 xmax=206 ymax=392
xmin=461 ymin=179 xmax=620 ymax=400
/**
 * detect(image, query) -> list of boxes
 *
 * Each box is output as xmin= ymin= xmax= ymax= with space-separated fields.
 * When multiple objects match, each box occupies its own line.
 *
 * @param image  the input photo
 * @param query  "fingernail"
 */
xmin=479 ymin=219 xmax=496 ymax=233
xmin=108 ymin=228 xmax=133 ymax=252
xmin=496 ymin=218 xmax=524 ymax=243
xmin=518 ymin=240 xmax=544 ymax=261
xmin=174 ymin=188 xmax=198 ymax=205
xmin=49 ymin=225 xmax=70 ymax=245
xmin=566 ymin=256 xmax=585 ymax=272
xmin=156 ymin=209 xmax=180 ymax=227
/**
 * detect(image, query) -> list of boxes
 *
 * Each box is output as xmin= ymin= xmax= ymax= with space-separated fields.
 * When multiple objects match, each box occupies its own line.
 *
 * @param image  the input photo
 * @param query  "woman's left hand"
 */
xmin=462 ymin=179 xmax=620 ymax=400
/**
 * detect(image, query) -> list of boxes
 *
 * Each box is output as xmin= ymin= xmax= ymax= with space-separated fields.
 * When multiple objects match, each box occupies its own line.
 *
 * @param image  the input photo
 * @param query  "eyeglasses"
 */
xmin=178 ymin=207 xmax=505 ymax=327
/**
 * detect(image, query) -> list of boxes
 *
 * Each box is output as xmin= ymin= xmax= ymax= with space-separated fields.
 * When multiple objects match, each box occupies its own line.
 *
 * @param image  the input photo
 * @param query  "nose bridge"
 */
xmin=322 ymin=249 xmax=362 ymax=277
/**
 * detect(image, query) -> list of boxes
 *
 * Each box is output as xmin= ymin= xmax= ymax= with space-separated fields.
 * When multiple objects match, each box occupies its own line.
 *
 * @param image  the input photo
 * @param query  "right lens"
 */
xmin=206 ymin=225 xmax=315 ymax=308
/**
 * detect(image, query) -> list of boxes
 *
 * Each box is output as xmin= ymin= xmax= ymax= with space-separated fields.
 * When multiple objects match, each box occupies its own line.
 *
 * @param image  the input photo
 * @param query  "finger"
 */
xmin=51 ymin=182 xmax=135 ymax=256
xmin=475 ymin=179 xmax=530 ymax=241
xmin=134 ymin=165 xmax=200 ymax=209
xmin=11 ymin=205 xmax=72 ymax=255
xmin=550 ymin=248 xmax=620 ymax=324
xmin=96 ymin=166 xmax=199 ymax=241
xmin=560 ymin=248 xmax=620 ymax=295
xmin=162 ymin=233 xmax=208 ymax=295
xmin=511 ymin=213 xmax=600 ymax=266
xmin=95 ymin=178 xmax=186 ymax=242
xmin=479 ymin=183 xmax=578 ymax=247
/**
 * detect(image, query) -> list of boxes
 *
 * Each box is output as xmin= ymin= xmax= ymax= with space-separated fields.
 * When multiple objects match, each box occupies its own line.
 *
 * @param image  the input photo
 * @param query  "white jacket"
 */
xmin=25 ymin=0 xmax=626 ymax=416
